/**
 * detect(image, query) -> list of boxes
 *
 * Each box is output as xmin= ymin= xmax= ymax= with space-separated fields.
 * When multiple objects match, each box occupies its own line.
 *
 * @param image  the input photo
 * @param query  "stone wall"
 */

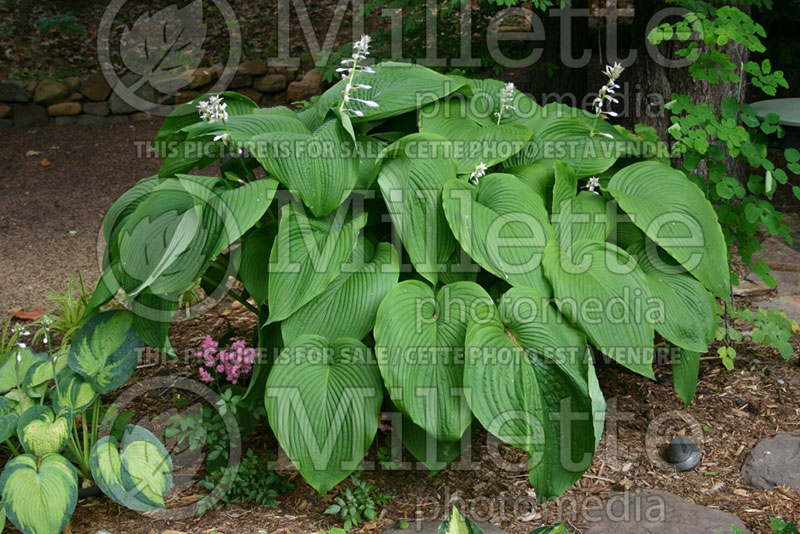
xmin=0 ymin=61 xmax=324 ymax=128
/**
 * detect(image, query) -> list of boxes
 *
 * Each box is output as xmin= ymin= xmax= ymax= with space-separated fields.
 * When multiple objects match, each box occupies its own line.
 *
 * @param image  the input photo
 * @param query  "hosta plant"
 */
xmin=0 ymin=310 xmax=173 ymax=534
xmin=88 ymin=39 xmax=729 ymax=503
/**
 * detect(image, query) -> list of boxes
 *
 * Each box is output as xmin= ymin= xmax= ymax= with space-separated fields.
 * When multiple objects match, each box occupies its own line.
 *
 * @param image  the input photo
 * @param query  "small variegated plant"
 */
xmin=0 ymin=310 xmax=173 ymax=534
xmin=87 ymin=35 xmax=729 ymax=505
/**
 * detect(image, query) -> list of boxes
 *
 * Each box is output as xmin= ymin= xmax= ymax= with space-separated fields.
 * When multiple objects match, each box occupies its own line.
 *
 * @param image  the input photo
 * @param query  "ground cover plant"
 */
xmin=77 ymin=35 xmax=734 ymax=525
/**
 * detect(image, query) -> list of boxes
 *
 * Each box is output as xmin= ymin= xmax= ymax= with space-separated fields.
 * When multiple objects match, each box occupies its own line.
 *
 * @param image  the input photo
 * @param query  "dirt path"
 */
xmin=0 ymin=120 xmax=162 ymax=315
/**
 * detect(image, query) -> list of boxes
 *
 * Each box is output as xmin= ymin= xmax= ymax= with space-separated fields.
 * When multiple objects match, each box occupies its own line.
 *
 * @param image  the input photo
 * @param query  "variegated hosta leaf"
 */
xmin=91 ymin=424 xmax=173 ymax=511
xmin=265 ymin=335 xmax=383 ymax=494
xmin=0 ymin=348 xmax=47 ymax=394
xmin=437 ymin=505 xmax=484 ymax=534
xmin=464 ymin=287 xmax=599 ymax=502
xmin=67 ymin=310 xmax=144 ymax=394
xmin=17 ymin=405 xmax=70 ymax=455
xmin=529 ymin=524 xmax=569 ymax=534
xmin=21 ymin=348 xmax=68 ymax=398
xmin=4 ymin=389 xmax=33 ymax=416
xmin=0 ymin=396 xmax=19 ymax=442
xmin=53 ymin=373 xmax=99 ymax=415
xmin=442 ymin=173 xmax=554 ymax=295
xmin=0 ymin=453 xmax=78 ymax=534
xmin=374 ymin=280 xmax=491 ymax=442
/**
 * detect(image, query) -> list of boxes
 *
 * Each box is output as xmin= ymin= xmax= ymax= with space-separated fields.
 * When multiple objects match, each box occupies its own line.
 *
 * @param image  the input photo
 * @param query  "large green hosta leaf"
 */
xmin=238 ymin=225 xmax=275 ymax=306
xmin=252 ymin=119 xmax=359 ymax=217
xmin=0 ymin=453 xmax=78 ymax=534
xmin=400 ymin=415 xmax=470 ymax=474
xmin=419 ymin=99 xmax=532 ymax=173
xmin=628 ymin=243 xmax=716 ymax=352
xmin=53 ymin=372 xmax=98 ymax=415
xmin=91 ymin=424 xmax=173 ymax=511
xmin=672 ymin=348 xmax=701 ymax=407
xmin=0 ymin=348 xmax=47 ymax=394
xmin=207 ymin=178 xmax=279 ymax=258
xmin=377 ymin=133 xmax=458 ymax=285
xmin=68 ymin=310 xmax=143 ymax=394
xmin=299 ymin=62 xmax=463 ymax=128
xmin=607 ymin=161 xmax=730 ymax=299
xmin=374 ymin=281 xmax=491 ymax=442
xmin=265 ymin=336 xmax=383 ymax=494
xmin=267 ymin=202 xmax=367 ymax=324
xmin=282 ymin=242 xmax=399 ymax=344
xmin=543 ymin=239 xmax=656 ymax=379
xmin=442 ymin=174 xmax=554 ymax=295
xmin=551 ymin=162 xmax=611 ymax=248
xmin=17 ymin=405 xmax=70 ymax=455
xmin=464 ymin=287 xmax=600 ymax=502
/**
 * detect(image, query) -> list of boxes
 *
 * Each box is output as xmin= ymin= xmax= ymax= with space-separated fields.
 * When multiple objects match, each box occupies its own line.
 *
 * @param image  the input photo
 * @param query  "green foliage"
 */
xmin=35 ymin=12 xmax=84 ymax=36
xmin=95 ymin=60 xmax=730 ymax=502
xmin=438 ymin=505 xmax=484 ymax=533
xmin=0 ymin=310 xmax=176 ymax=534
xmin=198 ymin=448 xmax=294 ymax=507
xmin=324 ymin=474 xmax=392 ymax=531
xmin=770 ymin=517 xmax=799 ymax=534
xmin=33 ymin=272 xmax=92 ymax=348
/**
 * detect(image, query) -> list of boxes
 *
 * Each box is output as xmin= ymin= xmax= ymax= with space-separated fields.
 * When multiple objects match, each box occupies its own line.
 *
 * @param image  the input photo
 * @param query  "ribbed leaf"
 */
xmin=207 ymin=178 xmax=278 ymax=258
xmin=68 ymin=310 xmax=143 ymax=393
xmin=0 ymin=453 xmax=78 ymax=534
xmin=419 ymin=99 xmax=532 ymax=173
xmin=374 ymin=281 xmax=491 ymax=442
xmin=464 ymin=287 xmax=598 ymax=502
xmin=0 ymin=349 xmax=47 ymax=394
xmin=503 ymin=163 xmax=553 ymax=206
xmin=0 ymin=397 xmax=18 ymax=442
xmin=239 ymin=226 xmax=275 ymax=306
xmin=267 ymin=202 xmax=367 ymax=323
xmin=672 ymin=348 xmax=700 ymax=407
xmin=628 ymin=243 xmax=716 ymax=352
xmin=543 ymin=239 xmax=655 ymax=379
xmin=17 ymin=405 xmax=70 ymax=455
xmin=401 ymin=415 xmax=470 ymax=474
xmin=282 ymin=242 xmax=399 ymax=344
xmin=252 ymin=119 xmax=358 ymax=217
xmin=91 ymin=424 xmax=173 ymax=511
xmin=442 ymin=174 xmax=554 ymax=295
xmin=377 ymin=133 xmax=458 ymax=285
xmin=607 ymin=161 xmax=730 ymax=299
xmin=53 ymin=373 xmax=98 ymax=415
xmin=265 ymin=335 xmax=382 ymax=494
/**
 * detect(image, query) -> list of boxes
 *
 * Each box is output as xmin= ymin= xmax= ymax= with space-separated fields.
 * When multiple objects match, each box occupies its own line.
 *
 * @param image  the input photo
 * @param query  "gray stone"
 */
xmin=287 ymin=69 xmax=322 ymax=101
xmin=0 ymin=80 xmax=31 ymax=102
xmin=33 ymin=79 xmax=69 ymax=105
xmin=753 ymin=237 xmax=800 ymax=273
xmin=108 ymin=74 xmax=155 ymax=114
xmin=254 ymin=73 xmax=287 ymax=93
xmin=47 ymin=102 xmax=81 ymax=116
xmin=83 ymin=101 xmax=110 ymax=116
xmin=580 ymin=490 xmax=749 ymax=534
xmin=384 ymin=519 xmax=506 ymax=533
xmin=228 ymin=74 xmax=252 ymax=89
xmin=55 ymin=116 xmax=78 ymax=126
xmin=13 ymin=103 xmax=48 ymax=128
xmin=237 ymin=60 xmax=267 ymax=76
xmin=64 ymin=76 xmax=81 ymax=93
xmin=741 ymin=433 xmax=800 ymax=490
xmin=753 ymin=295 xmax=800 ymax=322
xmin=80 ymin=73 xmax=112 ymax=101
xmin=0 ymin=118 xmax=12 ymax=128
xmin=76 ymin=115 xmax=128 ymax=126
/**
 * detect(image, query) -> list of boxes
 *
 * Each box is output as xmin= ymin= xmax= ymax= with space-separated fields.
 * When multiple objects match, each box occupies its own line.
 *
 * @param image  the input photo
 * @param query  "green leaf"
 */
xmin=607 ymin=161 xmax=730 ymax=299
xmin=252 ymin=119 xmax=358 ymax=217
xmin=239 ymin=226 xmax=275 ymax=306
xmin=419 ymin=98 xmax=532 ymax=173
xmin=207 ymin=178 xmax=278 ymax=258
xmin=464 ymin=286 xmax=599 ymax=501
xmin=543 ymin=239 xmax=655 ymax=378
xmin=529 ymin=524 xmax=568 ymax=534
xmin=0 ymin=453 xmax=78 ymax=534
xmin=265 ymin=336 xmax=383 ymax=494
xmin=282 ymin=242 xmax=399 ymax=344
xmin=267 ymin=202 xmax=367 ymax=324
xmin=17 ymin=405 xmax=70 ymax=455
xmin=0 ymin=397 xmax=19 ymax=442
xmin=400 ymin=414 xmax=469 ymax=473
xmin=91 ymin=424 xmax=173 ymax=511
xmin=442 ymin=174 xmax=554 ymax=295
xmin=377 ymin=133 xmax=458 ymax=285
xmin=53 ymin=372 xmax=99 ymax=415
xmin=4 ymin=389 xmax=33 ymax=416
xmin=628 ymin=243 xmax=716 ymax=352
xmin=68 ymin=310 xmax=143 ymax=394
xmin=672 ymin=349 xmax=700 ymax=407
xmin=374 ymin=281 xmax=491 ymax=442
xmin=438 ymin=505 xmax=484 ymax=534
xmin=0 ymin=349 xmax=47 ymax=394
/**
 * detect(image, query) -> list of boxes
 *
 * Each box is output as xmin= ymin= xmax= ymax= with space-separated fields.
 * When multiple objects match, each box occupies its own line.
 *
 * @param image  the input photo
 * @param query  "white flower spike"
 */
xmin=198 ymin=94 xmax=228 ymax=124
xmin=590 ymin=62 xmax=624 ymax=138
xmin=586 ymin=176 xmax=601 ymax=194
xmin=339 ymin=35 xmax=378 ymax=117
xmin=495 ymin=82 xmax=516 ymax=124
xmin=470 ymin=162 xmax=488 ymax=185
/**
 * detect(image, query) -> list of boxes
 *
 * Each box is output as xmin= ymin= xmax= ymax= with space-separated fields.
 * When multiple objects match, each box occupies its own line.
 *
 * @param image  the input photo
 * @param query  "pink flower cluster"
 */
xmin=196 ymin=335 xmax=256 ymax=385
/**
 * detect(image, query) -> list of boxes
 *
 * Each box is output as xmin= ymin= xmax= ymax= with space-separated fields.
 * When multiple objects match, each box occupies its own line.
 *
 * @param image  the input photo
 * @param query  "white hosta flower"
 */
xmin=592 ymin=62 xmax=624 ymax=118
xmin=494 ymin=81 xmax=516 ymax=124
xmin=586 ymin=176 xmax=601 ymax=194
xmin=213 ymin=132 xmax=229 ymax=145
xmin=470 ymin=162 xmax=488 ymax=185
xmin=11 ymin=323 xmax=30 ymax=337
xmin=198 ymin=94 xmax=228 ymax=123
xmin=16 ymin=351 xmax=22 ymax=362
xmin=339 ymin=35 xmax=378 ymax=117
